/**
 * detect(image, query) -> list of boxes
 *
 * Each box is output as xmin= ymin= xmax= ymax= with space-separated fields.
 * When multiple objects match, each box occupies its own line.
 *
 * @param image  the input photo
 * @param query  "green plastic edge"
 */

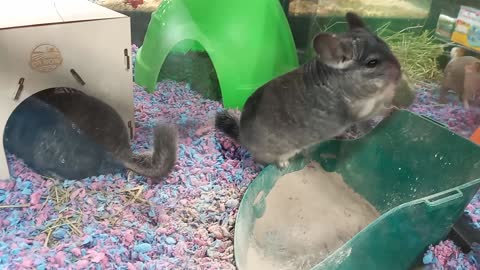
xmin=234 ymin=155 xmax=480 ymax=269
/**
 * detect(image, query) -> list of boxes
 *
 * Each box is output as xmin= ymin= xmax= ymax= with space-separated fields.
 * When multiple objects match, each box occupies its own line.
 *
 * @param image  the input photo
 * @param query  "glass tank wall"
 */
xmin=3 ymin=0 xmax=480 ymax=270
xmin=288 ymin=0 xmax=431 ymax=18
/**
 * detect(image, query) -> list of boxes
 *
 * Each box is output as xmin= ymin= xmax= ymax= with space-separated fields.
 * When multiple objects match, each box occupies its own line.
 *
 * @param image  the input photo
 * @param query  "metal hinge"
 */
xmin=13 ymin=77 xmax=25 ymax=101
xmin=128 ymin=121 xmax=133 ymax=140
xmin=124 ymin=49 xmax=130 ymax=70
xmin=70 ymin=68 xmax=86 ymax=86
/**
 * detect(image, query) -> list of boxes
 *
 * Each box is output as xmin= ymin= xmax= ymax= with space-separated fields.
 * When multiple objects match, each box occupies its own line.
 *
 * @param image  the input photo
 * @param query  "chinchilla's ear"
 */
xmin=312 ymin=33 xmax=353 ymax=69
xmin=346 ymin=12 xmax=367 ymax=30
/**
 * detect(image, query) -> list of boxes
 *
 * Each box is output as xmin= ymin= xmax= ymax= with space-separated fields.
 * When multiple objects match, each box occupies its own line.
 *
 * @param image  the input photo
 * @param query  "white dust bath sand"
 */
xmin=245 ymin=161 xmax=380 ymax=270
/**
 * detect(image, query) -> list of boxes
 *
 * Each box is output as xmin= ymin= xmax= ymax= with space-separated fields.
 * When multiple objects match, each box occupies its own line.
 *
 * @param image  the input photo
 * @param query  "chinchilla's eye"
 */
xmin=366 ymin=59 xmax=378 ymax=68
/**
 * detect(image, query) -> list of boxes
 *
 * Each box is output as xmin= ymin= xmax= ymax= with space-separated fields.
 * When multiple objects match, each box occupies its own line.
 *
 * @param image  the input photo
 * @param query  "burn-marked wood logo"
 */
xmin=30 ymin=44 xmax=63 ymax=72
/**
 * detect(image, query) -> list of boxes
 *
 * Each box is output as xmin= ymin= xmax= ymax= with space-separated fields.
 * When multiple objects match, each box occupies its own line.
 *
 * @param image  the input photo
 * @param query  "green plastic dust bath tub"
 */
xmin=234 ymin=110 xmax=480 ymax=270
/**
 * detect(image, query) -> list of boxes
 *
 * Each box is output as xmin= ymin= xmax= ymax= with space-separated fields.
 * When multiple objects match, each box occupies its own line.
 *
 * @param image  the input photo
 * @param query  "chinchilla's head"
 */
xmin=312 ymin=12 xmax=402 ymax=100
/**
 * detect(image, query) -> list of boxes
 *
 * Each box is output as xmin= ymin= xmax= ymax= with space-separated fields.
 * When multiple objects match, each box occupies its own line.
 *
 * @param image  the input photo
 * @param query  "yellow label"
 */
xmin=451 ymin=5 xmax=480 ymax=52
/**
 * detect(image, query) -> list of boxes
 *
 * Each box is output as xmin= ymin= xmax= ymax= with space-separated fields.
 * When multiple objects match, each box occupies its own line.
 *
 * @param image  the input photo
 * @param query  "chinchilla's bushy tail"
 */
xmin=123 ymin=123 xmax=178 ymax=181
xmin=215 ymin=110 xmax=240 ymax=140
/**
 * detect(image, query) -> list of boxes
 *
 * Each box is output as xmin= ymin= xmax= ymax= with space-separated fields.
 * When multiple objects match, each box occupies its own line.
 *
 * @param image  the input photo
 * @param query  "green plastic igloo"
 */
xmin=134 ymin=0 xmax=299 ymax=110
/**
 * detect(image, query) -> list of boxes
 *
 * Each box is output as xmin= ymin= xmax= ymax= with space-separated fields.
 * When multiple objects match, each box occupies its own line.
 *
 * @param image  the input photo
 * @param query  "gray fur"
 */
xmin=6 ymin=89 xmax=178 ymax=182
xmin=215 ymin=12 xmax=401 ymax=167
xmin=37 ymin=90 xmax=178 ymax=181
xmin=215 ymin=110 xmax=240 ymax=140
xmin=122 ymin=124 xmax=178 ymax=180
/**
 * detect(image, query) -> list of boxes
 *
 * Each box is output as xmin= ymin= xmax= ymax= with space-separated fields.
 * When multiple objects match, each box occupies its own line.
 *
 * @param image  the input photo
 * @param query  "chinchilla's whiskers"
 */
xmin=352 ymin=38 xmax=362 ymax=60
xmin=382 ymin=104 xmax=400 ymax=110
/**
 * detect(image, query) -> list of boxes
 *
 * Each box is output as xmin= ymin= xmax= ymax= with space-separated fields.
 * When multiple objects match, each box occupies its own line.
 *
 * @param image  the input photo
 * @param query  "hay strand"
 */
xmin=0 ymin=204 xmax=30 ymax=209
xmin=41 ymin=184 xmax=84 ymax=247
xmin=111 ymin=185 xmax=151 ymax=226
xmin=375 ymin=23 xmax=445 ymax=83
